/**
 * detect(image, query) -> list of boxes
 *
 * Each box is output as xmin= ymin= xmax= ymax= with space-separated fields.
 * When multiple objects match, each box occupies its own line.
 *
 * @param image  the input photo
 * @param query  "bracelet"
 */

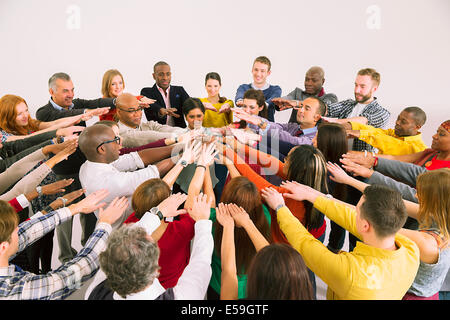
xmin=196 ymin=164 xmax=206 ymax=170
xmin=275 ymin=203 xmax=285 ymax=212
xmin=373 ymin=156 xmax=379 ymax=167
xmin=57 ymin=197 xmax=67 ymax=207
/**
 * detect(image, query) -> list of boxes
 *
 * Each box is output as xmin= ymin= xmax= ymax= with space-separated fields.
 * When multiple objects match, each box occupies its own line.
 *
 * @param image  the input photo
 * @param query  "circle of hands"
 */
xmin=202 ymin=101 xmax=232 ymax=114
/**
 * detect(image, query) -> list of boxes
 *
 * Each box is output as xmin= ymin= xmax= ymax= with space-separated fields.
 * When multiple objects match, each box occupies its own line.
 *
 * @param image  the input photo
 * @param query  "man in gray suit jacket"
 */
xmin=272 ymin=66 xmax=338 ymax=123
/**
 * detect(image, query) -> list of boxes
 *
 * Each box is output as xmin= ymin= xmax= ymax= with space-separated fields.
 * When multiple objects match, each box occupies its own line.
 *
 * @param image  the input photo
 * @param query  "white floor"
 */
xmin=51 ymin=216 xmax=348 ymax=300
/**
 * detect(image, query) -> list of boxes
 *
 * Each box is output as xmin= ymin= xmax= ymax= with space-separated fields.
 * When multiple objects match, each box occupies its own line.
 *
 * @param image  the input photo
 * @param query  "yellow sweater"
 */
xmin=200 ymin=97 xmax=234 ymax=128
xmin=350 ymin=122 xmax=427 ymax=155
xmin=277 ymin=196 xmax=420 ymax=300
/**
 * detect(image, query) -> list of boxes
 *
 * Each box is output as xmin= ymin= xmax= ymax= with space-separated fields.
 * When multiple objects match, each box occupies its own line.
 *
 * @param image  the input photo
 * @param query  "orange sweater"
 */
xmin=227 ymin=145 xmax=326 ymax=242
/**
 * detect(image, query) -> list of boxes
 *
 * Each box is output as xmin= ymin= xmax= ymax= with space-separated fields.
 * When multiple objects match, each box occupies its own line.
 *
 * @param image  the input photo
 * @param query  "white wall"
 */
xmin=1 ymin=0 xmax=449 ymax=146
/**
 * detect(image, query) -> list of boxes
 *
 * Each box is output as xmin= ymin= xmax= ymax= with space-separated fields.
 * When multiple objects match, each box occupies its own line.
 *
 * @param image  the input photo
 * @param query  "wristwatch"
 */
xmin=258 ymin=118 xmax=267 ymax=129
xmin=36 ymin=186 xmax=43 ymax=196
xmin=275 ymin=203 xmax=285 ymax=212
xmin=179 ymin=159 xmax=188 ymax=167
xmin=150 ymin=207 xmax=164 ymax=220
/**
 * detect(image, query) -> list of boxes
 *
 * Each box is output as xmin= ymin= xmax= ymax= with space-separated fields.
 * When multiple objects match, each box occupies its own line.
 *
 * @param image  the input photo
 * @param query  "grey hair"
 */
xmin=48 ymin=72 xmax=71 ymax=90
xmin=99 ymin=224 xmax=160 ymax=298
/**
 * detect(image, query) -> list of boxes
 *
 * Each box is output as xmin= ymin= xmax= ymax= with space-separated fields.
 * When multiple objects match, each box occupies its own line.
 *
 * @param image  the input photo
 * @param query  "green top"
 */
xmin=208 ymin=204 xmax=271 ymax=299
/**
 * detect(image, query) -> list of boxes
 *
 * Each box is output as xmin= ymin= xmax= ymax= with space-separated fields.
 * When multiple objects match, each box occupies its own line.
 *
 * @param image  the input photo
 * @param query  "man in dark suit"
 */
xmin=140 ymin=61 xmax=189 ymax=128
xmin=35 ymin=72 xmax=114 ymax=265
xmin=36 ymin=72 xmax=114 ymax=123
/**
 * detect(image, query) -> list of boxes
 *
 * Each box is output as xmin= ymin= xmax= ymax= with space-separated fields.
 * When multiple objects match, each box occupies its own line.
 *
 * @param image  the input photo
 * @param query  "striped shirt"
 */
xmin=327 ymin=98 xmax=390 ymax=152
xmin=0 ymin=208 xmax=111 ymax=300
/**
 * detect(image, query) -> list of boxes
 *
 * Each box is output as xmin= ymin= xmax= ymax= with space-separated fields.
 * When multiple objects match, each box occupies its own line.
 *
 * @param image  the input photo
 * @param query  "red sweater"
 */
xmin=123 ymin=212 xmax=195 ymax=289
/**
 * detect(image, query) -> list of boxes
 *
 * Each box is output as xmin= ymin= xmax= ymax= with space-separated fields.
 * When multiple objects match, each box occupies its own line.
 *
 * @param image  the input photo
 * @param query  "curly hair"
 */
xmin=99 ymin=225 xmax=160 ymax=298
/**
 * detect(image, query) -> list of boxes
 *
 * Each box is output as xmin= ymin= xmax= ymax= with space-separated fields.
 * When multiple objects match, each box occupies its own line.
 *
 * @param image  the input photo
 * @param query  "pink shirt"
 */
xmin=157 ymin=85 xmax=174 ymax=126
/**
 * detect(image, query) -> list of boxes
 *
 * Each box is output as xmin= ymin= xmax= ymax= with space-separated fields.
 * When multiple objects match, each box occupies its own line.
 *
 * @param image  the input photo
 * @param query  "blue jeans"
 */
xmin=440 ymin=291 xmax=450 ymax=300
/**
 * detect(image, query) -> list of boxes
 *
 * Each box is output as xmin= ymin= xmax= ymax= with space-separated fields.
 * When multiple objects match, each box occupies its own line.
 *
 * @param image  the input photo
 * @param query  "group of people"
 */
xmin=0 ymin=55 xmax=449 ymax=301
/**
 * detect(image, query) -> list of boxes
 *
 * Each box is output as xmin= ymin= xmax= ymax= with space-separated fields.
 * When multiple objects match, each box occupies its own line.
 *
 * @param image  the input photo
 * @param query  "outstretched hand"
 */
xmin=215 ymin=203 xmax=234 ymax=228
xmin=339 ymin=158 xmax=374 ymax=178
xmin=187 ymin=193 xmax=213 ymax=221
xmin=260 ymin=187 xmax=285 ymax=210
xmin=279 ymin=181 xmax=322 ymax=203
xmin=157 ymin=192 xmax=188 ymax=218
xmin=68 ymin=189 xmax=109 ymax=215
xmin=98 ymin=196 xmax=129 ymax=225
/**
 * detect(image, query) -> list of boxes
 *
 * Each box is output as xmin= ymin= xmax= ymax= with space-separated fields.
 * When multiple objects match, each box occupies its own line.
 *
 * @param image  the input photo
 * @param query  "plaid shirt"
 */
xmin=0 ymin=208 xmax=111 ymax=300
xmin=327 ymin=98 xmax=391 ymax=152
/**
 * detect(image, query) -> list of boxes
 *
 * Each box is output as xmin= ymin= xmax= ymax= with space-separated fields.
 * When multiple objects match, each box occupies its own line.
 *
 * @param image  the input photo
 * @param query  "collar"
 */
xmin=398 ymin=132 xmax=423 ymax=142
xmin=353 ymin=237 xmax=405 ymax=259
xmin=114 ymin=278 xmax=166 ymax=300
xmin=49 ymin=98 xmax=74 ymax=110
xmin=117 ymin=120 xmax=139 ymax=130
xmin=156 ymin=84 xmax=171 ymax=94
xmin=297 ymin=125 xmax=318 ymax=136
xmin=0 ymin=265 xmax=18 ymax=276
xmin=251 ymin=82 xmax=270 ymax=91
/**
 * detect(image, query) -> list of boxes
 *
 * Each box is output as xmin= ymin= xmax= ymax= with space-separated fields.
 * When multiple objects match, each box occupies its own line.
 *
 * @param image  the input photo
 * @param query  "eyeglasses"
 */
xmin=117 ymin=106 xmax=144 ymax=114
xmin=96 ymin=136 xmax=121 ymax=151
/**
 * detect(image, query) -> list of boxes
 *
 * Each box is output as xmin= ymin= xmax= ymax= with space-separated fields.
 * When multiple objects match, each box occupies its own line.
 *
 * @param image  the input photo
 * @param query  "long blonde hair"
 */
xmin=416 ymin=168 xmax=450 ymax=244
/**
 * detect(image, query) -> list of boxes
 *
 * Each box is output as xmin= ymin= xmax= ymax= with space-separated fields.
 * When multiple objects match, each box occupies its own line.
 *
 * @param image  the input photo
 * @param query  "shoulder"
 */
xmin=237 ymin=83 xmax=251 ymax=89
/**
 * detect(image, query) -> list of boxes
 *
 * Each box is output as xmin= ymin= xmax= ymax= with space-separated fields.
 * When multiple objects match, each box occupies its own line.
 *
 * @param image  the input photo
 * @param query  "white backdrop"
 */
xmin=1 ymin=0 xmax=449 ymax=146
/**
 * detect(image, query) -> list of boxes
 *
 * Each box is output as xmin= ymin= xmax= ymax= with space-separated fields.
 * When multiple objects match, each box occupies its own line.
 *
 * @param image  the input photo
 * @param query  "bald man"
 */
xmin=115 ymin=93 xmax=185 ymax=148
xmin=272 ymin=66 xmax=338 ymax=123
xmin=78 ymin=124 xmax=176 ymax=228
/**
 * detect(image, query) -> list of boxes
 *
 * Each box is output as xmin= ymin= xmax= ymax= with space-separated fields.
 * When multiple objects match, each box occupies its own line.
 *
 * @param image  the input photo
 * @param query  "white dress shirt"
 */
xmin=79 ymin=152 xmax=160 ymax=229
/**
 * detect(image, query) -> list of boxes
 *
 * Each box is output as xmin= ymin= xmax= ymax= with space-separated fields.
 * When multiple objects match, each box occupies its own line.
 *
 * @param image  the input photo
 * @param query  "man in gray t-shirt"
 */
xmin=272 ymin=66 xmax=338 ymax=123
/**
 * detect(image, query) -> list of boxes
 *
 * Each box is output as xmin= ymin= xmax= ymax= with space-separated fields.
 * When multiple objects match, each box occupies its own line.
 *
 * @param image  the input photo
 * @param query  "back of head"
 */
xmin=317 ymin=122 xmax=348 ymax=163
xmin=216 ymin=176 xmax=270 ymax=274
xmin=78 ymin=124 xmax=113 ymax=160
xmin=317 ymin=123 xmax=348 ymax=200
xmin=182 ymin=97 xmax=205 ymax=116
xmin=132 ymin=178 xmax=171 ymax=219
xmin=246 ymin=243 xmax=314 ymax=300
xmin=402 ymin=106 xmax=427 ymax=127
xmin=285 ymin=145 xmax=328 ymax=229
xmin=0 ymin=200 xmax=19 ymax=244
xmin=416 ymin=168 xmax=450 ymax=241
xmin=99 ymin=224 xmax=160 ymax=298
xmin=361 ymin=185 xmax=407 ymax=238
xmin=357 ymin=68 xmax=380 ymax=86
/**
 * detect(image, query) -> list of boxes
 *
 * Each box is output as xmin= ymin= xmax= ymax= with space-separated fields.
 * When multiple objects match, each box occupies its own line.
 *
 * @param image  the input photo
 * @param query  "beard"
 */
xmin=354 ymin=92 xmax=372 ymax=103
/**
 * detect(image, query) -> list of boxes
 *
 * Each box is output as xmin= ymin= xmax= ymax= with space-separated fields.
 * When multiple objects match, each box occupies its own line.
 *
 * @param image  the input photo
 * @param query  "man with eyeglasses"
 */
xmin=116 ymin=93 xmax=185 ymax=148
xmin=78 ymin=123 xmax=177 ymax=229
